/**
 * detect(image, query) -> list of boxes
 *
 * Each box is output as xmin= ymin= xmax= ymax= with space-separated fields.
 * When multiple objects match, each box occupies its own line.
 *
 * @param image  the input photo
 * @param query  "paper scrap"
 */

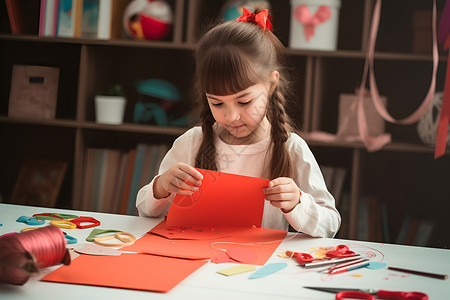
xmin=249 ymin=263 xmax=288 ymax=279
xmin=167 ymin=169 xmax=269 ymax=227
xmin=74 ymin=244 xmax=121 ymax=256
xmin=217 ymin=264 xmax=256 ymax=276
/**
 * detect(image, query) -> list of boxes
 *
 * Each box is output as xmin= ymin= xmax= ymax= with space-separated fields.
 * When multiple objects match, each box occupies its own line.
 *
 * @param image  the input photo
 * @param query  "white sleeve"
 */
xmin=136 ymin=127 xmax=202 ymax=217
xmin=284 ymin=134 xmax=341 ymax=238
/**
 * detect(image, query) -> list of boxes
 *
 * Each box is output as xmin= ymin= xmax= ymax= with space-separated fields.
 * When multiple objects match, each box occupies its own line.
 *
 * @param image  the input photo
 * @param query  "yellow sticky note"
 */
xmin=217 ymin=264 xmax=257 ymax=276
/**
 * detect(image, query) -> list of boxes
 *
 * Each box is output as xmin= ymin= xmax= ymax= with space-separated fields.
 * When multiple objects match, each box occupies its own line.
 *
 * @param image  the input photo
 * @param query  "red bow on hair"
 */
xmin=236 ymin=7 xmax=273 ymax=31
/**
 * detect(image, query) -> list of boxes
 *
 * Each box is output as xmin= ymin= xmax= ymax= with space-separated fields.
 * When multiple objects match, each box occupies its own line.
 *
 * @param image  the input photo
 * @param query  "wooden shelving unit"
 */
xmin=1 ymin=0 xmax=449 ymax=248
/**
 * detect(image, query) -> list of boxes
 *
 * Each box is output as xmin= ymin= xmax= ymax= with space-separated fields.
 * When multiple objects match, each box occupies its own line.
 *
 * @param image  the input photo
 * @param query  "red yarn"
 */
xmin=0 ymin=225 xmax=70 ymax=285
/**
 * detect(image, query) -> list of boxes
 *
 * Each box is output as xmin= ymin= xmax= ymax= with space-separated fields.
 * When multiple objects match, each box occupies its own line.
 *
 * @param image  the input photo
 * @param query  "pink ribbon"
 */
xmin=294 ymin=5 xmax=331 ymax=41
xmin=357 ymin=0 xmax=438 ymax=152
xmin=306 ymin=0 xmax=439 ymax=153
xmin=435 ymin=36 xmax=450 ymax=158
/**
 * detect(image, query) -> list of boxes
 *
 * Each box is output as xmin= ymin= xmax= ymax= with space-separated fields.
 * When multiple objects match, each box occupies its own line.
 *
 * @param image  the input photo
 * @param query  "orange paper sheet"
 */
xmin=121 ymin=220 xmax=287 ymax=265
xmin=167 ymin=169 xmax=269 ymax=227
xmin=42 ymin=253 xmax=207 ymax=293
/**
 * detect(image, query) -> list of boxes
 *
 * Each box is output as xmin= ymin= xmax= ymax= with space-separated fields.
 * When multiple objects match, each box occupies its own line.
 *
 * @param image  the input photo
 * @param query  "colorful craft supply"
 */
xmin=217 ymin=264 xmax=257 ymax=276
xmin=21 ymin=227 xmax=41 ymax=232
xmin=388 ymin=266 xmax=448 ymax=280
xmin=33 ymin=213 xmax=78 ymax=220
xmin=64 ymin=233 xmax=77 ymax=244
xmin=326 ymin=244 xmax=356 ymax=258
xmin=366 ymin=262 xmax=386 ymax=269
xmin=16 ymin=216 xmax=45 ymax=226
xmin=0 ymin=232 xmax=16 ymax=238
xmin=303 ymin=255 xmax=362 ymax=268
xmin=69 ymin=216 xmax=100 ymax=229
xmin=167 ymin=169 xmax=269 ymax=227
xmin=50 ymin=220 xmax=77 ymax=229
xmin=249 ymin=263 xmax=288 ymax=279
xmin=42 ymin=252 xmax=207 ymax=293
xmin=304 ymin=286 xmax=429 ymax=300
xmin=0 ymin=225 xmax=70 ymax=285
xmin=75 ymin=244 xmax=122 ymax=256
xmin=86 ymin=229 xmax=122 ymax=242
xmin=328 ymin=260 xmax=370 ymax=275
xmin=93 ymin=232 xmax=136 ymax=247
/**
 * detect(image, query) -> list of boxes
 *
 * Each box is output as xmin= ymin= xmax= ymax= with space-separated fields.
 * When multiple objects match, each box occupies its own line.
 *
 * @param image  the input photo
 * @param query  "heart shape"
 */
xmin=294 ymin=5 xmax=332 ymax=41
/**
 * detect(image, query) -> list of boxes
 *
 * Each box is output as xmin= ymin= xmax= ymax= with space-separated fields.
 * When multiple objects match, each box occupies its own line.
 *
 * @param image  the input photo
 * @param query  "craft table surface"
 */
xmin=1 ymin=203 xmax=450 ymax=299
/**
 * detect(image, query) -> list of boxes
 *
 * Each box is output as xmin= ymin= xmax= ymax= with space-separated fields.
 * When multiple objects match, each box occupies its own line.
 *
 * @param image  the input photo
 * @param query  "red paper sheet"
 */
xmin=42 ymin=253 xmax=207 ymax=293
xmin=121 ymin=220 xmax=287 ymax=265
xmin=167 ymin=169 xmax=269 ymax=227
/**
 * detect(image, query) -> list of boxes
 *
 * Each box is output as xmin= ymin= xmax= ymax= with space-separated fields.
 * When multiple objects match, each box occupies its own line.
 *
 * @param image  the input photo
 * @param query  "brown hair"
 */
xmin=194 ymin=20 xmax=294 ymax=179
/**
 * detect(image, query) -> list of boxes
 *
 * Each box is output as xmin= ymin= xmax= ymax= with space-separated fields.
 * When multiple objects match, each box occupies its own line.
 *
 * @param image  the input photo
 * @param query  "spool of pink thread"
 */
xmin=0 ymin=225 xmax=70 ymax=285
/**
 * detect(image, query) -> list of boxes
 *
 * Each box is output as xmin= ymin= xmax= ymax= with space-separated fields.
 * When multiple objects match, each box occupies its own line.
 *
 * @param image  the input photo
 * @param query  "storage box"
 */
xmin=8 ymin=65 xmax=59 ymax=119
xmin=337 ymin=93 xmax=387 ymax=137
xmin=289 ymin=0 xmax=341 ymax=51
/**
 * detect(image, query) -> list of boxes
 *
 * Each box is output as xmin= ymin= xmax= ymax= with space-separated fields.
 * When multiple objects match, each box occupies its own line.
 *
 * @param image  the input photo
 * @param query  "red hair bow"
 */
xmin=236 ymin=7 xmax=272 ymax=31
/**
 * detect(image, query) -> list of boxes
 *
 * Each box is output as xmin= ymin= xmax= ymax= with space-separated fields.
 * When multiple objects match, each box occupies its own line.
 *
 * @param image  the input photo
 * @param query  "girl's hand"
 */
xmin=153 ymin=163 xmax=203 ymax=198
xmin=263 ymin=177 xmax=301 ymax=213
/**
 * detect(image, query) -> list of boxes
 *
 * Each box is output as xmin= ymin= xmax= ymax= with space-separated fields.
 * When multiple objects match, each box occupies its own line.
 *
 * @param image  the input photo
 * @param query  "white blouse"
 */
xmin=136 ymin=126 xmax=341 ymax=238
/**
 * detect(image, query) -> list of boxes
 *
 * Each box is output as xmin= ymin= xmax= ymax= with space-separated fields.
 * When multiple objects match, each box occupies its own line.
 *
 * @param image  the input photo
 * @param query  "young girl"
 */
xmin=136 ymin=10 xmax=341 ymax=238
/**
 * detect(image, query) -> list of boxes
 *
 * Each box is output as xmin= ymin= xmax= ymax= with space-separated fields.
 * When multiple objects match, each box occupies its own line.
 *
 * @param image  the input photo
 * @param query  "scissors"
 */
xmin=285 ymin=250 xmax=314 ymax=263
xmin=326 ymin=244 xmax=356 ymax=258
xmin=304 ymin=286 xmax=429 ymax=300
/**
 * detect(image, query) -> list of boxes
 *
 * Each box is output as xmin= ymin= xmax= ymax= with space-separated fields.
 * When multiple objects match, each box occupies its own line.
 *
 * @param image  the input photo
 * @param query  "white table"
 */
xmin=1 ymin=203 xmax=449 ymax=299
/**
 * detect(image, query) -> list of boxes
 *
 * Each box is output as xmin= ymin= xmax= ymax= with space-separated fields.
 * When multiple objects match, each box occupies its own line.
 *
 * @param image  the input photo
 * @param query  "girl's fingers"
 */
xmin=177 ymin=164 xmax=203 ymax=186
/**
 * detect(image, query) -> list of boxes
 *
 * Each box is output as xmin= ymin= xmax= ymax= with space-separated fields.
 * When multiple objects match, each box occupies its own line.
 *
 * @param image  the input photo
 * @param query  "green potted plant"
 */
xmin=95 ymin=84 xmax=127 ymax=124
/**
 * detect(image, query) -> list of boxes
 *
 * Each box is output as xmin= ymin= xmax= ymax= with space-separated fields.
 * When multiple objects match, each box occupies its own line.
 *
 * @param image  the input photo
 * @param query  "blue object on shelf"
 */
xmin=136 ymin=79 xmax=181 ymax=102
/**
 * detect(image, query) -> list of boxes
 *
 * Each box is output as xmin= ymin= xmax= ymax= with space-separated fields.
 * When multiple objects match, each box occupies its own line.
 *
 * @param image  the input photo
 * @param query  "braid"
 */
xmin=267 ymin=87 xmax=293 ymax=179
xmin=195 ymin=99 xmax=218 ymax=171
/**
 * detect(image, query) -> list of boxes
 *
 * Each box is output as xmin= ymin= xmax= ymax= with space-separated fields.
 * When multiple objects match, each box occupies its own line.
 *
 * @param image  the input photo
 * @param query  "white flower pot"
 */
xmin=95 ymin=95 xmax=126 ymax=124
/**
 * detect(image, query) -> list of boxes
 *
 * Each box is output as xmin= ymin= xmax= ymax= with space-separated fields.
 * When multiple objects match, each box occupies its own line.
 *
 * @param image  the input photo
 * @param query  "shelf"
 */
xmin=287 ymin=48 xmax=446 ymax=62
xmin=0 ymin=116 xmax=187 ymax=136
xmin=1 ymin=34 xmax=445 ymax=62
xmin=305 ymin=135 xmax=439 ymax=154
xmin=0 ymin=34 xmax=192 ymax=50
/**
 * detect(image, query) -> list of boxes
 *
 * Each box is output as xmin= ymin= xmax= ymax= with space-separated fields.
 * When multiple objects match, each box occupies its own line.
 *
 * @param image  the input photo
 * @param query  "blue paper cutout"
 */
xmin=249 ymin=262 xmax=288 ymax=279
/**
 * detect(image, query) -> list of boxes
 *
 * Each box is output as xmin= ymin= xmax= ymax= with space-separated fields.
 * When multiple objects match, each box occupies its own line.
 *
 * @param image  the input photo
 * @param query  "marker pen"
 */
xmin=329 ymin=261 xmax=370 ymax=275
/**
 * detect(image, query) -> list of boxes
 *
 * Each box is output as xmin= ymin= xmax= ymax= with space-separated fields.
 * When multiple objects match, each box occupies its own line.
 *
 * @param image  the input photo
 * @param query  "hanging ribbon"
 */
xmin=236 ymin=7 xmax=272 ymax=31
xmin=294 ymin=5 xmax=331 ymax=41
xmin=435 ymin=0 xmax=450 ymax=158
xmin=358 ymin=0 xmax=439 ymax=151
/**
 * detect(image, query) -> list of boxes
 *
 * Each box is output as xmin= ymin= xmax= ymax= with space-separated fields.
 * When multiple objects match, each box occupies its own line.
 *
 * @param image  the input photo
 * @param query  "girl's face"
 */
xmin=206 ymin=82 xmax=271 ymax=144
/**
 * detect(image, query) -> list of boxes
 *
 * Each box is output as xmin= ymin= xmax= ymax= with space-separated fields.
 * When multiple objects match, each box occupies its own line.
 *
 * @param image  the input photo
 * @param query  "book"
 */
xmin=56 ymin=0 xmax=83 ymax=37
xmin=81 ymin=148 xmax=95 ymax=210
xmin=100 ymin=149 xmax=121 ymax=212
xmin=90 ymin=148 xmax=106 ymax=211
xmin=8 ymin=65 xmax=60 ymax=119
xmin=97 ymin=0 xmax=130 ymax=39
xmin=81 ymin=0 xmax=99 ymax=37
xmin=356 ymin=196 xmax=368 ymax=241
xmin=396 ymin=214 xmax=412 ymax=245
xmin=5 ymin=0 xmax=40 ymax=34
xmin=126 ymin=144 xmax=147 ymax=215
xmin=110 ymin=151 xmax=129 ymax=213
xmin=11 ymin=159 xmax=68 ymax=207
xmin=413 ymin=219 xmax=435 ymax=246
xmin=320 ymin=165 xmax=347 ymax=207
xmin=39 ymin=0 xmax=46 ymax=36
xmin=119 ymin=148 xmax=136 ymax=214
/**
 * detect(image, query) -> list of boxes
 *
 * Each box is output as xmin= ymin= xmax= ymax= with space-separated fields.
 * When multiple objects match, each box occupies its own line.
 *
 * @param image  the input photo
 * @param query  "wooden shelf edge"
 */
xmin=0 ymin=34 xmax=193 ymax=50
xmin=1 ymin=34 xmax=444 ymax=61
xmin=0 ymin=116 xmax=187 ymax=136
xmin=303 ymin=134 xmax=442 ymax=155
xmin=287 ymin=48 xmax=446 ymax=62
